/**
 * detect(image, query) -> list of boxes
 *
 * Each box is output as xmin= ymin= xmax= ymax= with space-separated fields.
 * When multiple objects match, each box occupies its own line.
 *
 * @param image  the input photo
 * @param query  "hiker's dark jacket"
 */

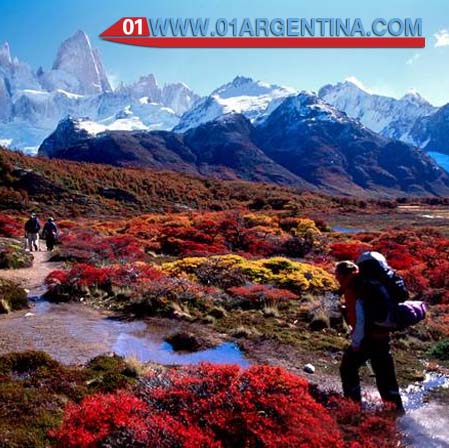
xmin=24 ymin=218 xmax=40 ymax=234
xmin=43 ymin=221 xmax=57 ymax=238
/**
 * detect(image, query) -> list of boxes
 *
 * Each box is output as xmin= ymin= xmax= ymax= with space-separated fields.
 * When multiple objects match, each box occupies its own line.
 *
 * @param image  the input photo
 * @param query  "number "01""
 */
xmin=123 ymin=18 xmax=144 ymax=35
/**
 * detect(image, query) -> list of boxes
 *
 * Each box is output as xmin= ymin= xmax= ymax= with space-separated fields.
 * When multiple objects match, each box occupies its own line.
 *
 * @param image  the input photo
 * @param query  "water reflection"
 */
xmin=0 ymin=298 xmax=248 ymax=367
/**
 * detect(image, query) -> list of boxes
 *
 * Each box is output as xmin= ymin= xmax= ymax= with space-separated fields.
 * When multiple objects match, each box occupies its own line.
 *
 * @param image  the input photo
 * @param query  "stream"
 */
xmin=0 ymin=293 xmax=248 ymax=367
xmin=0 ymin=292 xmax=448 ymax=447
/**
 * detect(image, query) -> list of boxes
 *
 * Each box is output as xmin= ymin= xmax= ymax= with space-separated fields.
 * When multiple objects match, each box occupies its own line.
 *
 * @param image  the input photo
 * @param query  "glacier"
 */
xmin=0 ymin=31 xmax=199 ymax=154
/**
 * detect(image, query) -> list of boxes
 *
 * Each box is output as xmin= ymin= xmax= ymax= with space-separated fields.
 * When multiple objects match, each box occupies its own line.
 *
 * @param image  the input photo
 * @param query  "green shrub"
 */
xmin=0 ymin=278 xmax=28 ymax=313
xmin=429 ymin=339 xmax=449 ymax=361
xmin=0 ymin=238 xmax=33 ymax=269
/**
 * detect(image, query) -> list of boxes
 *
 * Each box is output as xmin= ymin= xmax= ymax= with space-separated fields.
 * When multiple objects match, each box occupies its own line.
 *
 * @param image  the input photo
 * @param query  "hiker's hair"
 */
xmin=335 ymin=260 xmax=359 ymax=276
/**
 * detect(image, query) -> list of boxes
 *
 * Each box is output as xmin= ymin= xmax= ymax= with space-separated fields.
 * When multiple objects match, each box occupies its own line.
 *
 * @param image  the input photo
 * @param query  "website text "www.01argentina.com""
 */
xmin=147 ymin=17 xmax=422 ymax=37
xmin=100 ymin=17 xmax=425 ymax=48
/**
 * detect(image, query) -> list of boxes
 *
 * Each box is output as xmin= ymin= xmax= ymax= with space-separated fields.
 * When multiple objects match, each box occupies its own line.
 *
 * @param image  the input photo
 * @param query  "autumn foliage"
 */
xmin=52 ymin=363 xmax=401 ymax=448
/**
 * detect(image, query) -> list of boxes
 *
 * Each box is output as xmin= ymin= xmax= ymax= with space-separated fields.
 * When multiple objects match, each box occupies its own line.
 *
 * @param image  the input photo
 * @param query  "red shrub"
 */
xmin=52 ymin=364 xmax=404 ymax=448
xmin=0 ymin=213 xmax=22 ymax=238
xmin=138 ymin=363 xmax=345 ymax=448
xmin=371 ymin=240 xmax=417 ymax=270
xmin=52 ymin=391 xmax=217 ymax=448
xmin=327 ymin=396 xmax=401 ymax=448
xmin=330 ymin=242 xmax=373 ymax=261
xmin=46 ymin=263 xmax=164 ymax=292
xmin=57 ymin=230 xmax=149 ymax=263
xmin=228 ymin=284 xmax=299 ymax=308
xmin=53 ymin=391 xmax=147 ymax=448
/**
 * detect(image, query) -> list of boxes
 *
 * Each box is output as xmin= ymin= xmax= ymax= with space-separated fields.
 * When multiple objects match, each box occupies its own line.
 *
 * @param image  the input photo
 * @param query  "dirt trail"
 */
xmin=0 ymin=250 xmax=62 ymax=293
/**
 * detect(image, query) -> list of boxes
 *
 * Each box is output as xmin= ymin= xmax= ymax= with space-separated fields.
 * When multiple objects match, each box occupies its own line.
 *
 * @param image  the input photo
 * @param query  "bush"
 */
xmin=227 ymin=284 xmax=298 ymax=309
xmin=0 ymin=213 xmax=23 ymax=238
xmin=54 ymin=364 xmax=345 ymax=448
xmin=53 ymin=230 xmax=149 ymax=264
xmin=164 ymin=255 xmax=337 ymax=296
xmin=429 ymin=339 xmax=449 ymax=361
xmin=0 ymin=278 xmax=28 ymax=313
xmin=0 ymin=238 xmax=33 ymax=269
xmin=330 ymin=241 xmax=372 ymax=261
xmin=45 ymin=263 xmax=164 ymax=302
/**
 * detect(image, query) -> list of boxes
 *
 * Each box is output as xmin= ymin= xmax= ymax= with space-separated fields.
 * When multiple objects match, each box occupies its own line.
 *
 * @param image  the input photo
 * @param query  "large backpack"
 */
xmin=356 ymin=251 xmax=426 ymax=330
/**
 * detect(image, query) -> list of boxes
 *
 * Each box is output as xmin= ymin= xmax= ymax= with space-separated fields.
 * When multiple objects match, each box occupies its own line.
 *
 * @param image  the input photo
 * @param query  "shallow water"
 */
xmin=332 ymin=226 xmax=366 ymax=234
xmin=1 ymin=295 xmax=448 ymax=445
xmin=0 ymin=297 xmax=248 ymax=366
xmin=399 ymin=373 xmax=449 ymax=448
xmin=400 ymin=404 xmax=449 ymax=448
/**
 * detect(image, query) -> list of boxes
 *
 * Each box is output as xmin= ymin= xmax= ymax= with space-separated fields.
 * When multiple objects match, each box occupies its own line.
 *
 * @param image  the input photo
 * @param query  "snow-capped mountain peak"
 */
xmin=175 ymin=76 xmax=296 ymax=132
xmin=213 ymin=75 xmax=295 ymax=99
xmin=0 ymin=42 xmax=12 ymax=67
xmin=44 ymin=30 xmax=112 ymax=95
xmin=0 ymin=31 xmax=201 ymax=153
xmin=117 ymin=74 xmax=199 ymax=115
xmin=319 ymin=79 xmax=436 ymax=141
xmin=259 ymin=91 xmax=351 ymax=128
xmin=400 ymin=89 xmax=432 ymax=107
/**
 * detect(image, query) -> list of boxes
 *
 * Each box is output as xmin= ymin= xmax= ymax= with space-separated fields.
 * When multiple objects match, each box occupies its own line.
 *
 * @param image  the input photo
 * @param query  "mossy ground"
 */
xmin=0 ymin=351 xmax=139 ymax=448
xmin=0 ymin=238 xmax=33 ymax=270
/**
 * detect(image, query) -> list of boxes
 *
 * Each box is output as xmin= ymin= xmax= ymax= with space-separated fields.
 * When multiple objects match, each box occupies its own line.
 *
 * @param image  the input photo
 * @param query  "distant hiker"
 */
xmin=42 ymin=217 xmax=58 ymax=251
xmin=24 ymin=213 xmax=41 ymax=252
xmin=335 ymin=257 xmax=405 ymax=414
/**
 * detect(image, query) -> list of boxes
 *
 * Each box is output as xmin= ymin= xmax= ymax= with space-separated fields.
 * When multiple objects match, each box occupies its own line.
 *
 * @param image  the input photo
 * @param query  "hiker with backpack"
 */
xmin=42 ymin=217 xmax=58 ymax=251
xmin=24 ymin=213 xmax=41 ymax=252
xmin=335 ymin=252 xmax=426 ymax=414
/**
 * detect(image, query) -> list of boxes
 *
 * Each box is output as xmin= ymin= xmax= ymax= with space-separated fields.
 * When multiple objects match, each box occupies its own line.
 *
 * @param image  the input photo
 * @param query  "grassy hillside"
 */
xmin=0 ymin=147 xmax=381 ymax=218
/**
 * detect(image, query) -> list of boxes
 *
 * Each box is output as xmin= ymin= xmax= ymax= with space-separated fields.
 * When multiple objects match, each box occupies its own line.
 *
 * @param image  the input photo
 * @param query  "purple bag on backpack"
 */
xmin=395 ymin=301 xmax=427 ymax=328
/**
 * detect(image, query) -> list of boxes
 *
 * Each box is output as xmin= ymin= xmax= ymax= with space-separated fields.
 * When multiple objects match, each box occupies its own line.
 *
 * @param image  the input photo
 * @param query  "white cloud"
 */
xmin=406 ymin=53 xmax=421 ymax=65
xmin=434 ymin=29 xmax=449 ymax=47
xmin=344 ymin=76 xmax=373 ymax=94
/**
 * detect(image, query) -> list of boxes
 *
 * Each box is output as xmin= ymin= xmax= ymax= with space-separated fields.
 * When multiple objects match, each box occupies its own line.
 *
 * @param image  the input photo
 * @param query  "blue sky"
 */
xmin=1 ymin=0 xmax=449 ymax=105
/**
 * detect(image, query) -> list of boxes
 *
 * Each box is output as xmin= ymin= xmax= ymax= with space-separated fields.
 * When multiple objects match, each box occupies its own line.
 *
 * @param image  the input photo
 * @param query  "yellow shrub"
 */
xmin=163 ymin=255 xmax=337 ymax=295
xmin=295 ymin=218 xmax=321 ymax=237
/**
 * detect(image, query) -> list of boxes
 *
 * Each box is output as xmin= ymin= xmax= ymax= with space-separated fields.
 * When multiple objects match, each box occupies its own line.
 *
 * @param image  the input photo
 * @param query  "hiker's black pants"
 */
xmin=46 ymin=235 xmax=56 ymax=251
xmin=340 ymin=338 xmax=403 ymax=410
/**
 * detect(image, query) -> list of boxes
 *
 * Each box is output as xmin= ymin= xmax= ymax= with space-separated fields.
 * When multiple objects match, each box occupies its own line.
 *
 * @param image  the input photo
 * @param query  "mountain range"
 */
xmin=0 ymin=31 xmax=199 ymax=152
xmin=3 ymin=31 xmax=449 ymax=196
xmin=2 ymin=30 xmax=449 ymax=158
xmin=38 ymin=92 xmax=449 ymax=197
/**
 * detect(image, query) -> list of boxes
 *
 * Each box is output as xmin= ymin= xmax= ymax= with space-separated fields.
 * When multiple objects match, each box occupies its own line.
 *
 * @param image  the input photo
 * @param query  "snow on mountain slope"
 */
xmin=407 ymin=103 xmax=449 ymax=156
xmin=254 ymin=91 xmax=449 ymax=197
xmin=319 ymin=79 xmax=436 ymax=141
xmin=0 ymin=32 xmax=200 ymax=153
xmin=174 ymin=76 xmax=296 ymax=132
xmin=42 ymin=30 xmax=112 ymax=95
xmin=117 ymin=75 xmax=200 ymax=115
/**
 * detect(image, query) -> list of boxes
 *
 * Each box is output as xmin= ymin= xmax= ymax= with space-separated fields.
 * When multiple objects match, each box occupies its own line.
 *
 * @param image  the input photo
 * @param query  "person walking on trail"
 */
xmin=24 ymin=213 xmax=41 ymax=252
xmin=335 ymin=258 xmax=404 ymax=414
xmin=42 ymin=217 xmax=58 ymax=251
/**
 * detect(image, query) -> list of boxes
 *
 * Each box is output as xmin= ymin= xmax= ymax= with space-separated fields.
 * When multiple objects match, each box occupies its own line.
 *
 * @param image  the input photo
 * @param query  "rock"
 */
xmin=24 ymin=312 xmax=34 ymax=317
xmin=304 ymin=363 xmax=316 ymax=374
xmin=309 ymin=314 xmax=330 ymax=331
xmin=165 ymin=331 xmax=212 ymax=352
